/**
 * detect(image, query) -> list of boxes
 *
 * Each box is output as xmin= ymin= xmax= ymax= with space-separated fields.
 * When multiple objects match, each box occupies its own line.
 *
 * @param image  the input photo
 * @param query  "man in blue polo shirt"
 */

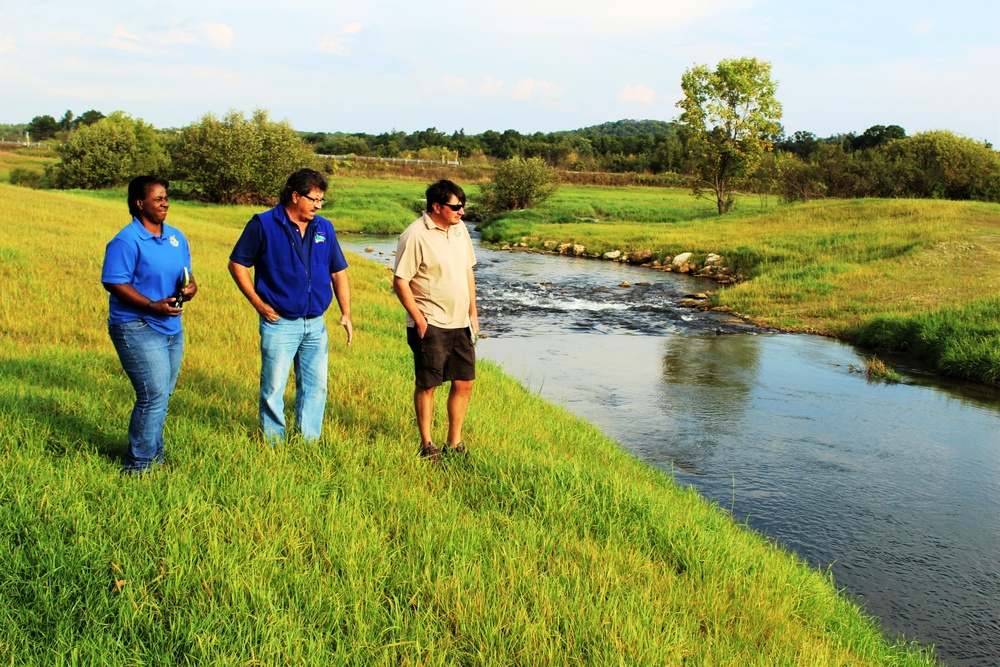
xmin=228 ymin=169 xmax=353 ymax=443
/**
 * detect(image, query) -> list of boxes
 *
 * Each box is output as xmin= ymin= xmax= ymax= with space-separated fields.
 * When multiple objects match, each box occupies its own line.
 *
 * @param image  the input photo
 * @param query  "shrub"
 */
xmin=479 ymin=156 xmax=558 ymax=217
xmin=47 ymin=112 xmax=169 ymax=189
xmin=8 ymin=167 xmax=44 ymax=189
xmin=170 ymin=109 xmax=315 ymax=205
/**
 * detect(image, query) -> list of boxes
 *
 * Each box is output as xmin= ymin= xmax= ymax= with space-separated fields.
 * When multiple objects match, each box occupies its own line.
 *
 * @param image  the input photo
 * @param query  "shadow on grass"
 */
xmin=0 ymin=354 xmax=259 ymax=467
xmin=0 ymin=356 xmax=122 ymax=464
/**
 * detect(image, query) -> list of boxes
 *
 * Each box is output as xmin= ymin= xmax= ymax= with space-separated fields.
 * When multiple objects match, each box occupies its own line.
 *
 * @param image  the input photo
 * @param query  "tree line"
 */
xmin=7 ymin=56 xmax=999 ymax=208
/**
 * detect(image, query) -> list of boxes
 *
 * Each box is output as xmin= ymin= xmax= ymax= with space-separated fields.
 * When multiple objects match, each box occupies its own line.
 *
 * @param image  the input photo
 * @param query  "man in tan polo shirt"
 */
xmin=393 ymin=179 xmax=479 ymax=461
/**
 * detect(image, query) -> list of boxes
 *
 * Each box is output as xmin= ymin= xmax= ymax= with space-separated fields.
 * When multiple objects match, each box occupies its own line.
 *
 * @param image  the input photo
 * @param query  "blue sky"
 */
xmin=2 ymin=0 xmax=998 ymax=144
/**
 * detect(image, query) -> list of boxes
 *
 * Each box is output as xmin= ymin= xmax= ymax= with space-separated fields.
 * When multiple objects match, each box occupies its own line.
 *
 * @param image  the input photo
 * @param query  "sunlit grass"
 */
xmin=0 ymin=183 xmax=936 ymax=665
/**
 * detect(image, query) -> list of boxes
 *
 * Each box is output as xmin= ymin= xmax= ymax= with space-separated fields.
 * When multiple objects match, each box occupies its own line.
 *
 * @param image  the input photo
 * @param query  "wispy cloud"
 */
xmin=441 ymin=74 xmax=505 ymax=97
xmin=102 ymin=25 xmax=152 ymax=53
xmin=198 ymin=23 xmax=234 ymax=51
xmin=319 ymin=22 xmax=363 ymax=55
xmin=0 ymin=36 xmax=15 ymax=54
xmin=485 ymin=0 xmax=740 ymax=34
xmin=619 ymin=84 xmax=656 ymax=105
xmin=511 ymin=78 xmax=564 ymax=108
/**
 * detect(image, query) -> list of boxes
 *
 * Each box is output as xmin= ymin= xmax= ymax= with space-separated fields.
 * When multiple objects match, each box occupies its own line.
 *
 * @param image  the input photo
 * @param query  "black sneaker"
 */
xmin=446 ymin=441 xmax=468 ymax=457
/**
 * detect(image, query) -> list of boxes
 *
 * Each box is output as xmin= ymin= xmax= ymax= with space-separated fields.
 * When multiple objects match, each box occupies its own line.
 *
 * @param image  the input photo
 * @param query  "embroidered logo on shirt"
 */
xmin=314 ymin=232 xmax=327 ymax=243
xmin=454 ymin=230 xmax=462 ymax=237
xmin=169 ymin=235 xmax=179 ymax=247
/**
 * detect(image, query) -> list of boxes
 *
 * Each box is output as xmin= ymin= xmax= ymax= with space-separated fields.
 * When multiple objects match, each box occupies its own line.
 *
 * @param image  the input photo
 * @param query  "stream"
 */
xmin=342 ymin=233 xmax=1000 ymax=666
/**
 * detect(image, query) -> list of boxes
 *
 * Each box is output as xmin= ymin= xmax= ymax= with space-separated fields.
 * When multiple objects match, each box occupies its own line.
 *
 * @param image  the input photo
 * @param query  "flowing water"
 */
xmin=343 ymin=234 xmax=1000 ymax=666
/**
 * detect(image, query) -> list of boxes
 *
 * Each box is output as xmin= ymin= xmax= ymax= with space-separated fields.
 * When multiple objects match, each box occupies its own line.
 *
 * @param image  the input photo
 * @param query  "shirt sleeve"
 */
xmin=229 ymin=215 xmax=265 ymax=267
xmin=101 ymin=237 xmax=137 ymax=284
xmin=393 ymin=228 xmax=420 ymax=281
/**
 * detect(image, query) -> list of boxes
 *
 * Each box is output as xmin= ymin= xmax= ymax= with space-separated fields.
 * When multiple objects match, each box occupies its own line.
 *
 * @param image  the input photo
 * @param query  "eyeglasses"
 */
xmin=441 ymin=202 xmax=465 ymax=211
xmin=301 ymin=193 xmax=325 ymax=207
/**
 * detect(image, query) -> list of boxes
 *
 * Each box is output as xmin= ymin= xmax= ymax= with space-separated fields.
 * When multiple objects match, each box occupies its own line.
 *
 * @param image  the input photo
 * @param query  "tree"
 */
xmin=47 ymin=112 xmax=169 ymax=189
xmin=676 ymin=57 xmax=782 ymax=214
xmin=77 ymin=110 xmax=106 ymax=126
xmin=26 ymin=115 xmax=59 ymax=141
xmin=171 ymin=109 xmax=314 ymax=204
xmin=479 ymin=156 xmax=558 ymax=217
xmin=849 ymin=124 xmax=906 ymax=152
xmin=58 ymin=110 xmax=75 ymax=131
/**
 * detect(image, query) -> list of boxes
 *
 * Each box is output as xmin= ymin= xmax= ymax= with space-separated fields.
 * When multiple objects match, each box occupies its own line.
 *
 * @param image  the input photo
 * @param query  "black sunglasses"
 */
xmin=440 ymin=202 xmax=465 ymax=211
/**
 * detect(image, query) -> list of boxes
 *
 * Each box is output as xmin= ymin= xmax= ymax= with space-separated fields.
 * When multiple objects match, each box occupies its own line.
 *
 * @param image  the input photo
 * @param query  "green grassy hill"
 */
xmin=0 ymin=184 xmax=935 ymax=665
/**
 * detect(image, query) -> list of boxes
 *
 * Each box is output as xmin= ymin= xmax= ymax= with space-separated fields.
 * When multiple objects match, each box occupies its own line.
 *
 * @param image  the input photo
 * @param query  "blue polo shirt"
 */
xmin=229 ymin=205 xmax=348 ymax=318
xmin=102 ymin=218 xmax=192 ymax=335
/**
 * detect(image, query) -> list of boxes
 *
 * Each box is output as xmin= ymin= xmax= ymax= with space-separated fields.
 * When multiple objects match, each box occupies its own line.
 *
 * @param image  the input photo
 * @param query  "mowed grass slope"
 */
xmin=483 ymin=189 xmax=1000 ymax=384
xmin=0 ymin=184 xmax=934 ymax=665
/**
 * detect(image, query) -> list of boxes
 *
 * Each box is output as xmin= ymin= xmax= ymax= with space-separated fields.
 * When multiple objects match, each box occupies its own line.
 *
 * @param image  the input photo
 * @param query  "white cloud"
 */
xmin=910 ymin=20 xmax=934 ymax=37
xmin=319 ymin=22 xmax=363 ymax=55
xmin=619 ymin=84 xmax=655 ymax=104
xmin=0 ymin=36 xmax=15 ymax=54
xmin=198 ymin=23 xmax=234 ymax=51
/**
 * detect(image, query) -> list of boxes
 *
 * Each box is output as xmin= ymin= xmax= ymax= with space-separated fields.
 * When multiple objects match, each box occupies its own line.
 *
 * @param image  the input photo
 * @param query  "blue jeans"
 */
xmin=259 ymin=316 xmax=328 ymax=442
xmin=109 ymin=320 xmax=183 ymax=473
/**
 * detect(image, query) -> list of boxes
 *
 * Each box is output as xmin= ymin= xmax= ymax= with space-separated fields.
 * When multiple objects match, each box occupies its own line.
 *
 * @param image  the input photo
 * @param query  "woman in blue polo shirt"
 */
xmin=101 ymin=176 xmax=198 ymax=474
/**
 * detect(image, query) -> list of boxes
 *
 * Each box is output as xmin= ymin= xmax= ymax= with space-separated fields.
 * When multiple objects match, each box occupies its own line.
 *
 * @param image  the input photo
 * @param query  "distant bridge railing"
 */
xmin=0 ymin=140 xmax=50 ymax=148
xmin=317 ymin=154 xmax=462 ymax=166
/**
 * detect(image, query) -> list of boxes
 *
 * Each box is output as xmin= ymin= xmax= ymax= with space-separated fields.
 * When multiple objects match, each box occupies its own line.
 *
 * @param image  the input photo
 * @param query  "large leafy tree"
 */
xmin=48 ymin=111 xmax=169 ymax=189
xmin=677 ymin=57 xmax=782 ymax=214
xmin=171 ymin=109 xmax=314 ymax=204
xmin=26 ymin=115 xmax=59 ymax=141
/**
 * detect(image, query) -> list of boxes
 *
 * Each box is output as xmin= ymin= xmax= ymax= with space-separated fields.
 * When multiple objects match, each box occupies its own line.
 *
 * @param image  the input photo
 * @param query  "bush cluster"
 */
xmin=478 ymin=157 xmax=558 ymax=217
xmin=761 ymin=129 xmax=1000 ymax=204
xmin=40 ymin=110 xmax=314 ymax=204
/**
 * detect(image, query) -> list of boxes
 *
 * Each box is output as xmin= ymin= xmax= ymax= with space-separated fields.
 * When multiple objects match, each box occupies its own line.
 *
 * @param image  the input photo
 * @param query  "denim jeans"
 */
xmin=109 ymin=320 xmax=183 ymax=473
xmin=259 ymin=315 xmax=328 ymax=442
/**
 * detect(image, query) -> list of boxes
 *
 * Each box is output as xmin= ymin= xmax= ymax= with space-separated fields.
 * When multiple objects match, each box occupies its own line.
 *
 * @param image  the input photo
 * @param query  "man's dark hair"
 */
xmin=280 ymin=168 xmax=328 ymax=205
xmin=426 ymin=179 xmax=465 ymax=211
xmin=127 ymin=175 xmax=169 ymax=218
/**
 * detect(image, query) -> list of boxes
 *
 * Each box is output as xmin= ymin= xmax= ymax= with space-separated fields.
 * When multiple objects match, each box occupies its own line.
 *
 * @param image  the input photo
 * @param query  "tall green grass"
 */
xmin=0 ymin=184 xmax=936 ymax=664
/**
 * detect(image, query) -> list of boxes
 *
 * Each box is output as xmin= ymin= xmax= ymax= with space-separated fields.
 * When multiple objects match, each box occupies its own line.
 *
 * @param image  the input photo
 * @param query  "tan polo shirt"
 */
xmin=394 ymin=213 xmax=477 ymax=329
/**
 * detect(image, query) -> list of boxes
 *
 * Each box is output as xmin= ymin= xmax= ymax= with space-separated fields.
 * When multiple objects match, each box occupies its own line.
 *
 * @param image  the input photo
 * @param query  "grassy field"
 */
xmin=0 ymin=146 xmax=57 ymax=183
xmin=0 ymin=183 xmax=936 ymax=665
xmin=481 ymin=189 xmax=1000 ymax=385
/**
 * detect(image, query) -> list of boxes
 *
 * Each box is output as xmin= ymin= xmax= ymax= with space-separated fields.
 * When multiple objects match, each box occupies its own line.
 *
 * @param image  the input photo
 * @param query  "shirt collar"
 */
xmin=421 ymin=212 xmax=449 ymax=233
xmin=280 ymin=205 xmax=317 ymax=230
xmin=131 ymin=216 xmax=173 ymax=241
